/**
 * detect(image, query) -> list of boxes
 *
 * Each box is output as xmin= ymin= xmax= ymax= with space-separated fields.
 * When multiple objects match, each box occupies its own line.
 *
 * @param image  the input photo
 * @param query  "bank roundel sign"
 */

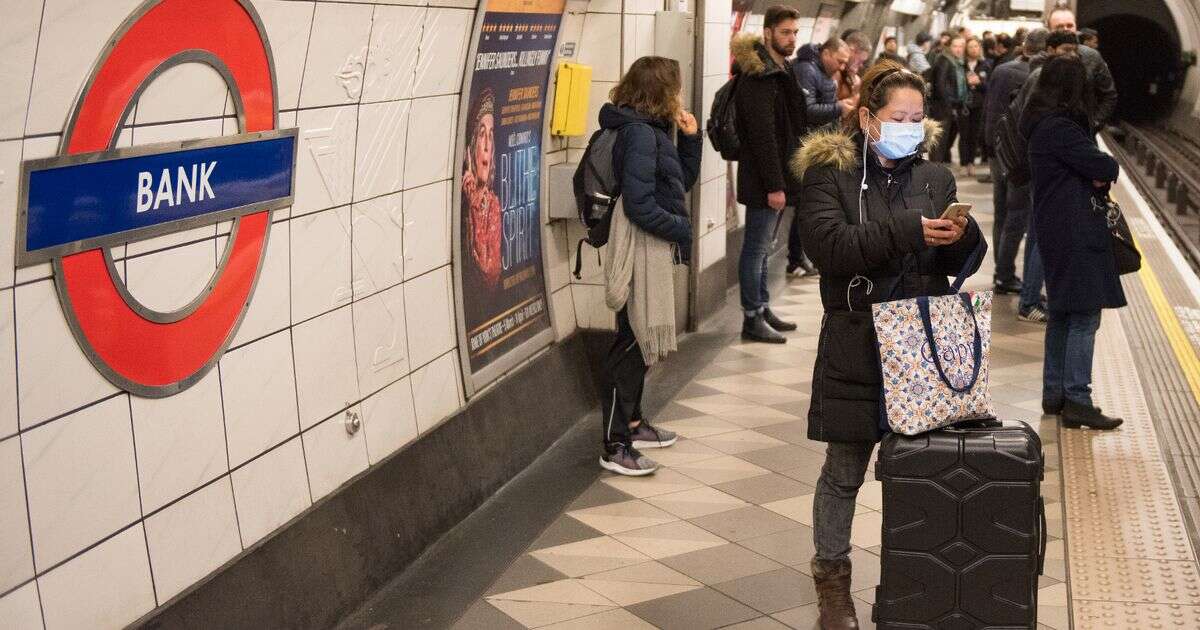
xmin=15 ymin=0 xmax=297 ymax=397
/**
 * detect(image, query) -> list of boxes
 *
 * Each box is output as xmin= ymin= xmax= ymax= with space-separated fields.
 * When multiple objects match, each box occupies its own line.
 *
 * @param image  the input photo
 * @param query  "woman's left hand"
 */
xmin=676 ymin=110 xmax=699 ymax=136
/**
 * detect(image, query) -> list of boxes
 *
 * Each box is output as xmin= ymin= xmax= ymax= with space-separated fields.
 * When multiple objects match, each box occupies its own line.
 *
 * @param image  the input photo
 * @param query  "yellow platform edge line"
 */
xmin=1136 ymin=255 xmax=1200 ymax=400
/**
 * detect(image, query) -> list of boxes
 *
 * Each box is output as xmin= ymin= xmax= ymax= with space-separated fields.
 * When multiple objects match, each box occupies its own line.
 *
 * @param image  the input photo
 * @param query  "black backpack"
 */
xmin=706 ymin=75 xmax=741 ymax=161
xmin=994 ymin=97 xmax=1031 ymax=186
xmin=571 ymin=128 xmax=621 ymax=278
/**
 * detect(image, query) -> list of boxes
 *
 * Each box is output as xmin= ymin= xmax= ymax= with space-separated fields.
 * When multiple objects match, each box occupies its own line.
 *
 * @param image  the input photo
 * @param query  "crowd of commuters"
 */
xmin=589 ymin=5 xmax=1127 ymax=627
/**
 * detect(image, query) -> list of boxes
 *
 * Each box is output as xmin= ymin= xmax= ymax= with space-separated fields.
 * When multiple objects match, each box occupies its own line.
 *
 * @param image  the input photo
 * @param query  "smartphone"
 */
xmin=940 ymin=202 xmax=972 ymax=221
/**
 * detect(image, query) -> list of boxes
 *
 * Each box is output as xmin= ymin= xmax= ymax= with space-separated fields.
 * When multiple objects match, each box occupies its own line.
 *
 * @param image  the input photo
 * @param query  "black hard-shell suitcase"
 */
xmin=872 ymin=420 xmax=1046 ymax=629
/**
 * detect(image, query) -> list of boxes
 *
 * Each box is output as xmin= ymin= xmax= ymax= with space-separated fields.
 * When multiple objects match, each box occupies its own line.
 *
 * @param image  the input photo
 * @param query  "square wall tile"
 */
xmin=291 ymin=205 xmax=353 ymax=323
xmin=15 ymin=279 xmax=118 ymax=427
xmin=411 ymin=351 xmax=463 ymax=434
xmin=362 ymin=5 xmax=423 ymax=103
xmin=220 ymin=331 xmax=299 ymax=467
xmin=298 ymin=1 xmax=374 ymax=108
xmin=578 ymin=14 xmax=621 ymax=82
xmin=403 ymin=94 xmax=457 ymax=189
xmin=230 ymin=219 xmax=291 ymax=346
xmin=571 ymin=283 xmax=615 ymax=331
xmin=134 ymin=62 xmax=228 ymax=125
xmin=705 ymin=0 xmax=732 ymax=24
xmin=551 ymin=286 xmax=577 ymax=341
xmin=1 ymin=140 xmax=22 ymax=288
xmin=699 ymin=224 xmax=727 ymax=272
xmin=699 ymin=176 xmax=726 ymax=237
xmin=253 ymin=0 xmax=315 ymax=111
xmin=621 ymin=15 xmax=655 ymax=73
xmin=144 ymin=477 xmax=241 ymax=602
xmin=302 ymin=407 xmax=369 ymax=501
xmin=231 ymin=437 xmax=311 ymax=547
xmin=413 ymin=8 xmax=473 ymax=98
xmin=703 ymin=22 xmax=731 ymax=83
xmin=294 ymin=105 xmax=358 ymax=216
xmin=293 ymin=306 xmax=360 ymax=428
xmin=38 ymin=524 xmax=154 ymax=630
xmin=0 ymin=288 xmax=15 ymax=438
xmin=354 ymin=99 xmax=410 ymax=201
xmin=352 ymin=283 xmax=409 ymax=397
xmin=402 ymin=181 xmax=451 ymax=280
xmin=23 ymin=395 xmax=139 ymax=570
xmin=24 ymin=0 xmax=146 ymax=135
xmin=124 ymin=240 xmax=218 ymax=314
xmin=403 ymin=266 xmax=456 ymax=368
xmin=0 ymin=0 xmax=41 ymax=139
xmin=130 ymin=370 xmax=227 ymax=513
xmin=352 ymin=192 xmax=405 ymax=299
xmin=0 ymin=436 xmax=33 ymax=592
xmin=544 ymin=221 xmax=570 ymax=293
xmin=0 ymin=581 xmax=42 ymax=630
xmin=360 ymin=376 xmax=418 ymax=465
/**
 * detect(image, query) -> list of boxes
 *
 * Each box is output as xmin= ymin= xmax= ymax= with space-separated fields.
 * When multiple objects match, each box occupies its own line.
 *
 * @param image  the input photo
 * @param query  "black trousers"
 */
xmin=602 ymin=307 xmax=646 ymax=447
xmin=931 ymin=112 xmax=960 ymax=164
xmin=959 ymin=105 xmax=984 ymax=166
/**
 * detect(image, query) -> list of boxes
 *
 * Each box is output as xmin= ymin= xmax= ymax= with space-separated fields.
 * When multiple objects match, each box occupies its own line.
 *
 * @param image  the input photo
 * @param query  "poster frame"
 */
xmin=451 ymin=0 xmax=565 ymax=399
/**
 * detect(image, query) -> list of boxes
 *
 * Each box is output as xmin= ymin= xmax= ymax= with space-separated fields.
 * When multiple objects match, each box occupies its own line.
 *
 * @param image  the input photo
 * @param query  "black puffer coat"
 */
xmin=792 ymin=121 xmax=985 ymax=443
xmin=601 ymin=103 xmax=701 ymax=251
xmin=731 ymin=34 xmax=808 ymax=207
xmin=1023 ymin=110 xmax=1125 ymax=313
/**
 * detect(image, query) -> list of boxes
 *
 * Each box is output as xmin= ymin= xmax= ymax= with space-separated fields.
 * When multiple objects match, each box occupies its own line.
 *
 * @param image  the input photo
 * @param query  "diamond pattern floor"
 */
xmin=448 ymin=173 xmax=1199 ymax=628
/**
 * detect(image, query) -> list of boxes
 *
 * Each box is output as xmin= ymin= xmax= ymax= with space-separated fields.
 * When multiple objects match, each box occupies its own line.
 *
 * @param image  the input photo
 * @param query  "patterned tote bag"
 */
xmin=871 ymin=245 xmax=994 ymax=435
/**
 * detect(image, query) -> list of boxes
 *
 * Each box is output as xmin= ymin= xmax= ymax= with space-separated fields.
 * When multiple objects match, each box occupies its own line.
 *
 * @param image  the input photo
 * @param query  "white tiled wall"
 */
xmin=0 ymin=1 xmax=483 ymax=626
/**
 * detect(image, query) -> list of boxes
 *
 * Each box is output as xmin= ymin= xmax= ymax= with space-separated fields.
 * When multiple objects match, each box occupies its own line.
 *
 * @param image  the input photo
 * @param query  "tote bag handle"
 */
xmin=917 ymin=293 xmax=983 ymax=394
xmin=950 ymin=240 xmax=985 ymax=293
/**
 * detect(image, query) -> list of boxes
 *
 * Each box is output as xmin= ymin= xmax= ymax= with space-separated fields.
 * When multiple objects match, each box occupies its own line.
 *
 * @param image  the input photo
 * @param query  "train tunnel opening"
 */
xmin=1087 ymin=14 xmax=1183 ymax=123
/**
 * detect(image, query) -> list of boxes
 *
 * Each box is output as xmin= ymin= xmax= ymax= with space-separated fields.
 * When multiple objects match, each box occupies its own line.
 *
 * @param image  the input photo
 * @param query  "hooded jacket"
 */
xmin=600 ymin=103 xmax=700 ymax=252
xmin=792 ymin=121 xmax=985 ymax=443
xmin=731 ymin=34 xmax=808 ymax=207
xmin=791 ymin=43 xmax=840 ymax=127
xmin=1021 ymin=109 xmax=1125 ymax=313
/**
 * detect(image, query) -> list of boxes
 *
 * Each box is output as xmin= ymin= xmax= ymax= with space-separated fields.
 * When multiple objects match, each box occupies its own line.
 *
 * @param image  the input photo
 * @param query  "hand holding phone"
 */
xmin=940 ymin=202 xmax=972 ymax=221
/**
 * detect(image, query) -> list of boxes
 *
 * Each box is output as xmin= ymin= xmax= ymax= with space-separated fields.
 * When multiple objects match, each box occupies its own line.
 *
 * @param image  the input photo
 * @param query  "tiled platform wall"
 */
xmin=0 ymin=0 xmax=504 ymax=627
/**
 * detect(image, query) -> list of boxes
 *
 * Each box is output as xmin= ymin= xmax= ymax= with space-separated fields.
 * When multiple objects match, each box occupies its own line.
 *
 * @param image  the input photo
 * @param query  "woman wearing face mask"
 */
xmin=791 ymin=60 xmax=985 ymax=629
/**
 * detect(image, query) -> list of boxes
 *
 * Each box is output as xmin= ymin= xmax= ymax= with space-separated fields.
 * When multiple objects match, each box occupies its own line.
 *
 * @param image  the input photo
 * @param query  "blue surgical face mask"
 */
xmin=870 ymin=114 xmax=925 ymax=160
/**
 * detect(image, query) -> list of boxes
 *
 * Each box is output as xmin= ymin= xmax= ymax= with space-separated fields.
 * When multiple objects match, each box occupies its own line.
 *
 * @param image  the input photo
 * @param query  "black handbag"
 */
xmin=1091 ymin=194 xmax=1142 ymax=275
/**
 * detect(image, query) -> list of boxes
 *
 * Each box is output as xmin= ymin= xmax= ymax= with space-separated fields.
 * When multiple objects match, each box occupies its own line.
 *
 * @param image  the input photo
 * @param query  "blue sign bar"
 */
xmin=18 ymin=129 xmax=297 ymax=266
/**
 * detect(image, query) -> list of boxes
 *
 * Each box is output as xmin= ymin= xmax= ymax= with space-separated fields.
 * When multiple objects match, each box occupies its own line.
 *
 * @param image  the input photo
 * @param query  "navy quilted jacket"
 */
xmin=599 ymin=103 xmax=700 ymax=252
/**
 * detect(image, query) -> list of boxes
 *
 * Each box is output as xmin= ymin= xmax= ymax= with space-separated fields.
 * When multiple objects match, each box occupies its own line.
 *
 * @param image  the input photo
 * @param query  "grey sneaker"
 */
xmin=629 ymin=422 xmax=677 ymax=449
xmin=600 ymin=443 xmax=659 ymax=476
xmin=1017 ymin=305 xmax=1049 ymax=323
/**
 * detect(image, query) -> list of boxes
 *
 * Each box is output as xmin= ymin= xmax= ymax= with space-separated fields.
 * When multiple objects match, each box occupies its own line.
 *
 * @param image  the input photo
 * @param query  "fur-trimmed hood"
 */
xmin=790 ymin=119 xmax=944 ymax=180
xmin=730 ymin=33 xmax=786 ymax=77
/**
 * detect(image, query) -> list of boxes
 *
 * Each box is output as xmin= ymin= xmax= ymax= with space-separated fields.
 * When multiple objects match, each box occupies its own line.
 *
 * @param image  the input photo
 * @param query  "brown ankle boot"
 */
xmin=811 ymin=557 xmax=859 ymax=630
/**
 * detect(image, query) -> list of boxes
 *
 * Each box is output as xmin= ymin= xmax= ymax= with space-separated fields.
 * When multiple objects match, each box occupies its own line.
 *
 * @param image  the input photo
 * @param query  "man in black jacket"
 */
xmin=731 ymin=5 xmax=808 ymax=343
xmin=985 ymin=28 xmax=1046 ymax=297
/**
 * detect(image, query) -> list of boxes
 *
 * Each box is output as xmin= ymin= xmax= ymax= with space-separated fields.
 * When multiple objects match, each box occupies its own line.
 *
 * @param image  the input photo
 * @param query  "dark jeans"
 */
xmin=959 ymin=105 xmax=984 ymax=166
xmin=740 ymin=206 xmax=778 ymax=314
xmin=1044 ymin=310 xmax=1102 ymax=407
xmin=1020 ymin=218 xmax=1046 ymax=311
xmin=813 ymin=441 xmax=875 ymax=561
xmin=787 ymin=208 xmax=806 ymax=268
xmin=602 ymin=307 xmax=646 ymax=447
xmin=991 ymin=171 xmax=1009 ymax=277
xmin=995 ymin=180 xmax=1031 ymax=284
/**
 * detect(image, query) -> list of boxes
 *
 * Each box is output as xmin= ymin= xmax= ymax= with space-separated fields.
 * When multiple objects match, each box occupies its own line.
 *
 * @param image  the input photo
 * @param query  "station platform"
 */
xmin=338 ymin=159 xmax=1200 ymax=630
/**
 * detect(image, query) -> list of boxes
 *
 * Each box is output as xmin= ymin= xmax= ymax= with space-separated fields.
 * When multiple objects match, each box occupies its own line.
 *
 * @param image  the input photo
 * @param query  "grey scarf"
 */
xmin=604 ymin=201 xmax=677 ymax=366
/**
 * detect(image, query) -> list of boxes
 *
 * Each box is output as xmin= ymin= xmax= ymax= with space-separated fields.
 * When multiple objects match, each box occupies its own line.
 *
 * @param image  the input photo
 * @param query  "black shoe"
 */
xmin=742 ymin=313 xmax=787 ymax=344
xmin=1061 ymin=400 xmax=1123 ymax=430
xmin=994 ymin=279 xmax=1023 ymax=295
xmin=800 ymin=259 xmax=819 ymax=277
xmin=763 ymin=307 xmax=797 ymax=332
xmin=1042 ymin=399 xmax=1064 ymax=416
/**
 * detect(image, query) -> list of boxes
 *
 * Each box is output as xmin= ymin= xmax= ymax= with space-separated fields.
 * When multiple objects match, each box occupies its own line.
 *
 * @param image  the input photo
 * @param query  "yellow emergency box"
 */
xmin=551 ymin=62 xmax=592 ymax=137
